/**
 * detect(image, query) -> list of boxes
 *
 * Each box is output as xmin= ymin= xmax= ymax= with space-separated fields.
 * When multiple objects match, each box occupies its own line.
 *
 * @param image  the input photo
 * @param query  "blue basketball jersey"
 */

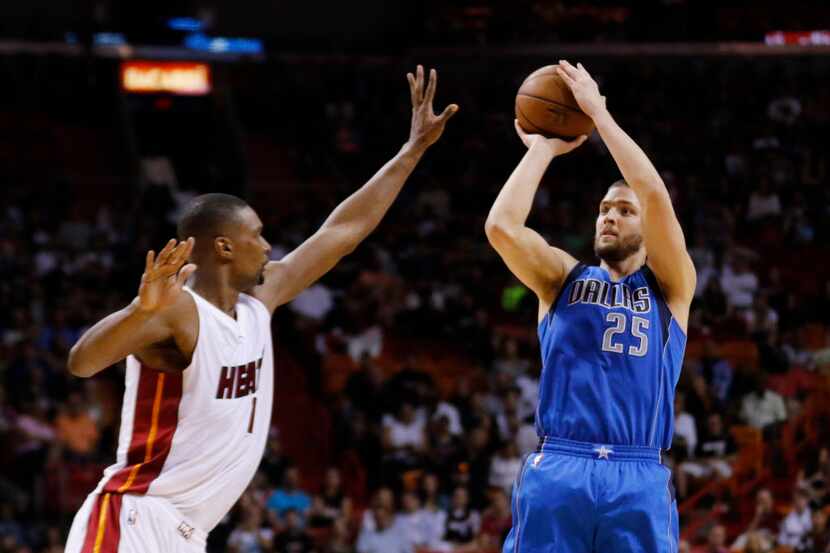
xmin=536 ymin=263 xmax=686 ymax=449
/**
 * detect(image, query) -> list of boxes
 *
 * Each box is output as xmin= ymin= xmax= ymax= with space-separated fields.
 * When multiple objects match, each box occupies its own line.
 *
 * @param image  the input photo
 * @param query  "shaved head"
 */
xmin=177 ymin=193 xmax=250 ymax=242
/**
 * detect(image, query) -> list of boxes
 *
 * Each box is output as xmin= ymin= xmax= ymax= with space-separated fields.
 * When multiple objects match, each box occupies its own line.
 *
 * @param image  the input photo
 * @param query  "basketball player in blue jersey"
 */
xmin=485 ymin=60 xmax=696 ymax=553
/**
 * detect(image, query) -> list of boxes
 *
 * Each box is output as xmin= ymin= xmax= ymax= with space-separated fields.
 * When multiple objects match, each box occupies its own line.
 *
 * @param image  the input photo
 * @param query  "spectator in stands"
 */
xmin=704 ymin=524 xmax=729 ymax=553
xmin=54 ymin=391 xmax=99 ymax=460
xmin=743 ymin=532 xmax=769 ymax=553
xmin=756 ymin=330 xmax=791 ymax=375
xmin=260 ymin=427 xmax=293 ymax=489
xmin=476 ymin=488 xmax=512 ymax=551
xmin=698 ymin=338 xmax=733 ymax=406
xmin=514 ymin=367 xmax=539 ymax=423
xmin=418 ymin=473 xmax=448 ymax=547
xmin=778 ymin=488 xmax=813 ymax=549
xmin=13 ymin=400 xmax=54 ymax=489
xmin=360 ymin=488 xmax=395 ymax=533
xmin=289 ymin=283 xmax=334 ymax=323
xmin=431 ymin=398 xmax=464 ymax=437
xmin=689 ymin=235 xmax=717 ymax=299
xmin=720 ymin=251 xmax=759 ymax=312
xmin=798 ymin=447 xmax=829 ymax=509
xmin=744 ymin=294 xmax=779 ymax=341
xmin=461 ymin=426 xmax=493 ymax=508
xmin=782 ymin=192 xmax=815 ymax=244
xmin=395 ymin=491 xmax=429 ymax=548
xmin=781 ymin=330 xmax=815 ymax=372
xmin=426 ymin=414 xmax=464 ymax=488
xmin=746 ymin=177 xmax=782 ymax=222
xmin=273 ymin=508 xmax=316 ymax=553
xmin=266 ymin=467 xmax=312 ymax=522
xmin=492 ymin=383 xmax=522 ymax=441
xmin=381 ymin=401 xmax=427 ymax=482
xmin=672 ymin=392 xmax=698 ymax=464
xmin=488 ymin=441 xmax=521 ymax=496
xmin=227 ymin=504 xmax=274 ymax=553
xmin=677 ymin=413 xmax=736 ymax=499
xmin=324 ymin=518 xmax=355 ymax=553
xmin=699 ymin=277 xmax=729 ymax=328
xmin=684 ymin=367 xmax=717 ymax=424
xmin=344 ymin=354 xmax=387 ymax=422
xmin=308 ymin=467 xmax=352 ymax=529
xmin=492 ymin=338 xmax=531 ymax=378
xmin=42 ymin=526 xmax=64 ymax=553
xmin=0 ymin=503 xmax=25 ymax=550
xmin=797 ymin=509 xmax=829 ymax=553
xmin=382 ymin=359 xmax=435 ymax=410
xmin=56 ymin=205 xmax=91 ymax=251
xmin=36 ymin=308 xmax=80 ymax=357
xmin=356 ymin=500 xmax=411 ymax=553
xmin=345 ymin=322 xmax=383 ymax=364
xmin=740 ymin=372 xmax=787 ymax=432
xmin=732 ymin=489 xmax=780 ymax=551
xmin=443 ymin=487 xmax=479 ymax=546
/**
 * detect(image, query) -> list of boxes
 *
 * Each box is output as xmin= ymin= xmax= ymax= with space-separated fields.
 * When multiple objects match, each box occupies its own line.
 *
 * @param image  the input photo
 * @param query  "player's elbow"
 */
xmin=485 ymin=219 xmax=518 ymax=248
xmin=67 ymin=344 xmax=95 ymax=378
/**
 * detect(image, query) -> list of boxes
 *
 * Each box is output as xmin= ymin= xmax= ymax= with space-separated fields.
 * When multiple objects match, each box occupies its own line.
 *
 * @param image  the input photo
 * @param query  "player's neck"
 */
xmin=599 ymin=251 xmax=646 ymax=281
xmin=188 ymin=270 xmax=240 ymax=319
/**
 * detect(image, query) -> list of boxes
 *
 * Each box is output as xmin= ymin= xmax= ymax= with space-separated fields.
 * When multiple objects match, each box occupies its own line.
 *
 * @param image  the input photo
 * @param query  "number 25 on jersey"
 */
xmin=602 ymin=312 xmax=649 ymax=357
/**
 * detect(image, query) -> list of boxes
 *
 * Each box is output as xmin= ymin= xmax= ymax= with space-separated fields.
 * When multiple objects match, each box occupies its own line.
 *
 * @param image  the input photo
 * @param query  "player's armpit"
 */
xmin=68 ymin=301 xmax=169 ymax=377
xmin=485 ymin=222 xmax=578 ymax=305
xmin=67 ymin=295 xmax=189 ymax=378
xmin=253 ymin=223 xmax=357 ymax=313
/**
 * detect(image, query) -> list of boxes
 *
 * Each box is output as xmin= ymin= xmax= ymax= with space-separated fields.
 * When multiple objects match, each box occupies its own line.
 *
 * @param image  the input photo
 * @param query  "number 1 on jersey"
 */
xmin=247 ymin=397 xmax=257 ymax=433
xmin=602 ymin=312 xmax=649 ymax=357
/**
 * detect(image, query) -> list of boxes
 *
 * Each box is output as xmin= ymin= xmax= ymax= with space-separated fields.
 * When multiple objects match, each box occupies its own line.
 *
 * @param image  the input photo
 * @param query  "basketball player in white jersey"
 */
xmin=64 ymin=65 xmax=458 ymax=553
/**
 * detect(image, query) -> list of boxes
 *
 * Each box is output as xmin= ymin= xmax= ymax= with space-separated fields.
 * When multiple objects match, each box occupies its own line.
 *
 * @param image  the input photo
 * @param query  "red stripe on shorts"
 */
xmin=80 ymin=493 xmax=123 ymax=553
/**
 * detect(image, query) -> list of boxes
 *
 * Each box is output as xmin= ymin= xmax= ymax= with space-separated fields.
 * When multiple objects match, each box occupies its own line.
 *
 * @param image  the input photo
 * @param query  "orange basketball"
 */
xmin=515 ymin=65 xmax=595 ymax=138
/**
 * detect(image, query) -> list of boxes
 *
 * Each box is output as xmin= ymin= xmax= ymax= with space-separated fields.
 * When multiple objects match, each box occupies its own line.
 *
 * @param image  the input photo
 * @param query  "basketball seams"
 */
xmin=516 ymin=93 xmax=582 ymax=114
xmin=515 ymin=102 xmax=549 ymax=135
xmin=516 ymin=99 xmax=588 ymax=139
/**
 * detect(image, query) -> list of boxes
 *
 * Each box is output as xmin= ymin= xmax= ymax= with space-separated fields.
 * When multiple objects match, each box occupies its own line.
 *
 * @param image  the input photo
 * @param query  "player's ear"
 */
xmin=214 ymin=236 xmax=234 ymax=259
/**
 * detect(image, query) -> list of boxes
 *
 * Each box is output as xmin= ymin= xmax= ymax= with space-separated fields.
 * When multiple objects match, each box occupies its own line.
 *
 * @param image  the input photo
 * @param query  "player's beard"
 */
xmin=594 ymin=232 xmax=643 ymax=263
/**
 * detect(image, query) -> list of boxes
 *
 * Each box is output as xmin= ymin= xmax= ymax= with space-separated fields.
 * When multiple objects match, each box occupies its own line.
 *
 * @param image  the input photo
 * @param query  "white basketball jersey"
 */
xmin=91 ymin=287 xmax=274 ymax=533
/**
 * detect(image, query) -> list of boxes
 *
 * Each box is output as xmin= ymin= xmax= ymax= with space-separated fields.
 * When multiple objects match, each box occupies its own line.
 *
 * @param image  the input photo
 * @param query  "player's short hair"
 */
xmin=609 ymin=179 xmax=629 ymax=189
xmin=177 ymin=193 xmax=250 ymax=240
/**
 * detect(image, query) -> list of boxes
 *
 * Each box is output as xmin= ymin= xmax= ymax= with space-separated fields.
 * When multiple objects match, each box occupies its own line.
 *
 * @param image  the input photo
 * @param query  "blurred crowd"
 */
xmin=1 ymin=51 xmax=830 ymax=553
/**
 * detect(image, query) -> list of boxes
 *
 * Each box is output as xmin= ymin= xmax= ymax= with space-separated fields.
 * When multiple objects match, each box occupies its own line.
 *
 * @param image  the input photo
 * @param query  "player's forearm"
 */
xmin=593 ymin=110 xmax=664 ymax=197
xmin=486 ymin=141 xmax=553 ymax=231
xmin=320 ymin=141 xmax=426 ymax=248
xmin=67 ymin=300 xmax=156 ymax=378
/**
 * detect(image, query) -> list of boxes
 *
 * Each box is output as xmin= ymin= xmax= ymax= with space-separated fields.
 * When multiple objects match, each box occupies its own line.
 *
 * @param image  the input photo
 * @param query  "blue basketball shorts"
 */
xmin=502 ymin=437 xmax=678 ymax=553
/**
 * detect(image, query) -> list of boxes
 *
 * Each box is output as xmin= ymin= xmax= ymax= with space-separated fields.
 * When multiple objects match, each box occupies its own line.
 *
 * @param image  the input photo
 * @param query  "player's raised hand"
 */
xmin=515 ymin=119 xmax=587 ymax=157
xmin=137 ymin=237 xmax=197 ymax=314
xmin=406 ymin=65 xmax=459 ymax=149
xmin=556 ymin=60 xmax=607 ymax=120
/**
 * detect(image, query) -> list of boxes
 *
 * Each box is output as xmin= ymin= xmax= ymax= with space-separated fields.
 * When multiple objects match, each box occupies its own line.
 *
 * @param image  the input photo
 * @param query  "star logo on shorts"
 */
xmin=594 ymin=446 xmax=613 ymax=460
xmin=532 ymin=453 xmax=544 ymax=467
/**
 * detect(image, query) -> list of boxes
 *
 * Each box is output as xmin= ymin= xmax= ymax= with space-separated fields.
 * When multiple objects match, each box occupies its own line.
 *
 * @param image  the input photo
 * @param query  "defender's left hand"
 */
xmin=406 ymin=65 xmax=459 ymax=150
